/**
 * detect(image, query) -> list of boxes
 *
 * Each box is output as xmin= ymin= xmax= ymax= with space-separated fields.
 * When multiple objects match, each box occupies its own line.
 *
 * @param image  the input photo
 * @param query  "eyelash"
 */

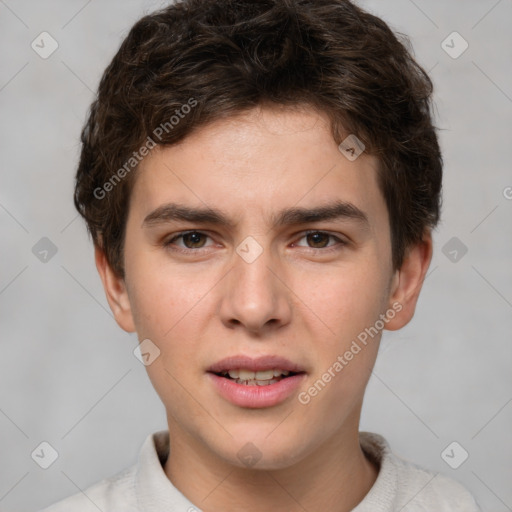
xmin=163 ymin=230 xmax=347 ymax=254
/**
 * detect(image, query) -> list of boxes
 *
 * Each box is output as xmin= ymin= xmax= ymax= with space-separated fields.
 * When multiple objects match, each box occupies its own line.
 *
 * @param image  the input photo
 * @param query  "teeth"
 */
xmin=238 ymin=369 xmax=255 ymax=380
xmin=255 ymin=370 xmax=274 ymax=380
xmin=235 ymin=378 xmax=279 ymax=386
xmin=223 ymin=369 xmax=291 ymax=381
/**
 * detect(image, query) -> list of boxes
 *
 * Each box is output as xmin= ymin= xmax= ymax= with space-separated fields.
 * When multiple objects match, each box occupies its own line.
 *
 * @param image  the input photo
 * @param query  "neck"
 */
xmin=164 ymin=417 xmax=379 ymax=512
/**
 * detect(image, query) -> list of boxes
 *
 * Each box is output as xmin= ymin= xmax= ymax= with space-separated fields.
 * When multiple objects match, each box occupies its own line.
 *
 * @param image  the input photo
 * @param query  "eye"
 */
xmin=164 ymin=231 xmax=214 ymax=251
xmin=163 ymin=230 xmax=347 ymax=254
xmin=293 ymin=231 xmax=346 ymax=251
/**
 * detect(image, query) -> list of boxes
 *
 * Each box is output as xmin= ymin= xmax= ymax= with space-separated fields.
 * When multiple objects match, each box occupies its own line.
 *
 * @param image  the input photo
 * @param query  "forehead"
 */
xmin=129 ymin=106 xmax=386 ymax=229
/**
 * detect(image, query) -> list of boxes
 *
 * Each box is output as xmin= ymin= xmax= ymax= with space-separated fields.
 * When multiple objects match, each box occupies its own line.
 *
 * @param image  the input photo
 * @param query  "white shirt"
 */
xmin=40 ymin=431 xmax=481 ymax=512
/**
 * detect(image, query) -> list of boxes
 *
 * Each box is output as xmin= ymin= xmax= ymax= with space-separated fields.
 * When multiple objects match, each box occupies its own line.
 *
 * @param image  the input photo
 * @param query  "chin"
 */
xmin=214 ymin=430 xmax=311 ymax=471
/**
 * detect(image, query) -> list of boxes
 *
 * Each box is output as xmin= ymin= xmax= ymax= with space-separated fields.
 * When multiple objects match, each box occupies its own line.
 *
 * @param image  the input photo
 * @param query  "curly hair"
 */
xmin=75 ymin=0 xmax=442 ymax=277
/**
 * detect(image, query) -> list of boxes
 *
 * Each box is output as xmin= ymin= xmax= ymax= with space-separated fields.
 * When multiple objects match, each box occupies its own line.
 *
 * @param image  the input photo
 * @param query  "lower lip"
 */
xmin=207 ymin=373 xmax=306 ymax=408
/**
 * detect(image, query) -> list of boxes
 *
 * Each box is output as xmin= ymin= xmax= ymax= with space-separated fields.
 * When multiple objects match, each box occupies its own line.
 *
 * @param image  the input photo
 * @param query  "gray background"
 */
xmin=1 ymin=0 xmax=511 ymax=510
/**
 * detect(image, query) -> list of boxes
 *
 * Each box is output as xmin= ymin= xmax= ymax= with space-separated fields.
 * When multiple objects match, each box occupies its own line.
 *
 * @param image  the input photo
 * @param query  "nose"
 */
xmin=218 ymin=242 xmax=292 ymax=335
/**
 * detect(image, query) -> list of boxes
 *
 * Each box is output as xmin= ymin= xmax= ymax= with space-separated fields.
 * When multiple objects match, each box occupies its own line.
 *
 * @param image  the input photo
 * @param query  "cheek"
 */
xmin=293 ymin=266 xmax=386 ymax=420
xmin=293 ymin=260 xmax=390 ymax=344
xmin=124 ymin=260 xmax=215 ymax=406
xmin=126 ymin=270 xmax=206 ymax=407
xmin=125 ymin=245 xmax=208 ymax=339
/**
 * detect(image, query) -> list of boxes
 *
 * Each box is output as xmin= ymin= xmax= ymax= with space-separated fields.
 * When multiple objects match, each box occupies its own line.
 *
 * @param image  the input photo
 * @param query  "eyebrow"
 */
xmin=142 ymin=200 xmax=369 ymax=229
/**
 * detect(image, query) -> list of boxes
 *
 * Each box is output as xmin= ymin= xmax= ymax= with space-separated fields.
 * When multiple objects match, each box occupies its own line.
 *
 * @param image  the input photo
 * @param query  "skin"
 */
xmin=96 ymin=105 xmax=432 ymax=512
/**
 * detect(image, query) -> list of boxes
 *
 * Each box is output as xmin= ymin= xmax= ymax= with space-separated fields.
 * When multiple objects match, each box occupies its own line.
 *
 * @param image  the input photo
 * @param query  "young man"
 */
xmin=42 ymin=0 xmax=481 ymax=510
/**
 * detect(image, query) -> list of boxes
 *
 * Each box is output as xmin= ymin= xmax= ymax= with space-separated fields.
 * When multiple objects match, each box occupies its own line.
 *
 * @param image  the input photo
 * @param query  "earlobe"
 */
xmin=94 ymin=246 xmax=136 ymax=333
xmin=385 ymin=232 xmax=433 ymax=331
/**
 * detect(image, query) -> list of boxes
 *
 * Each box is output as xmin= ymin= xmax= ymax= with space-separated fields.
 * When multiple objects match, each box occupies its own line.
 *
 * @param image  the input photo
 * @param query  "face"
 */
xmin=98 ymin=105 xmax=431 ymax=470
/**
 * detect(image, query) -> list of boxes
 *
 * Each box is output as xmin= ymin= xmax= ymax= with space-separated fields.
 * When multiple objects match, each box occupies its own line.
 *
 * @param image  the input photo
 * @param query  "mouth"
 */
xmin=206 ymin=355 xmax=307 ymax=408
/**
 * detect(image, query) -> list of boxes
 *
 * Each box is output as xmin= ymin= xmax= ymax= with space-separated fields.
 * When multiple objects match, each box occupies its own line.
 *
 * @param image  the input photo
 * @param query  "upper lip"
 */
xmin=207 ymin=355 xmax=306 ymax=374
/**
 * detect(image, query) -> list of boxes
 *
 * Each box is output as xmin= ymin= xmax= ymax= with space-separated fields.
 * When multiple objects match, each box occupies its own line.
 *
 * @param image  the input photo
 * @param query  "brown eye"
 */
xmin=306 ymin=232 xmax=331 ymax=248
xmin=165 ymin=231 xmax=212 ymax=251
xmin=293 ymin=231 xmax=347 ymax=252
xmin=181 ymin=232 xmax=207 ymax=248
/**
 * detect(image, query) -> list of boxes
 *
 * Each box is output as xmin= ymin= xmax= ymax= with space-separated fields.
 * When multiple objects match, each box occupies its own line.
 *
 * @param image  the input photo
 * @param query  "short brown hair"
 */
xmin=75 ymin=0 xmax=442 ymax=277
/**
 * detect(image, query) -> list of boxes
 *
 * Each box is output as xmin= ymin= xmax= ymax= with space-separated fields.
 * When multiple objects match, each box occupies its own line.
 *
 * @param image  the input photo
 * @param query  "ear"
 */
xmin=385 ymin=231 xmax=433 ymax=331
xmin=94 ymin=246 xmax=136 ymax=333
